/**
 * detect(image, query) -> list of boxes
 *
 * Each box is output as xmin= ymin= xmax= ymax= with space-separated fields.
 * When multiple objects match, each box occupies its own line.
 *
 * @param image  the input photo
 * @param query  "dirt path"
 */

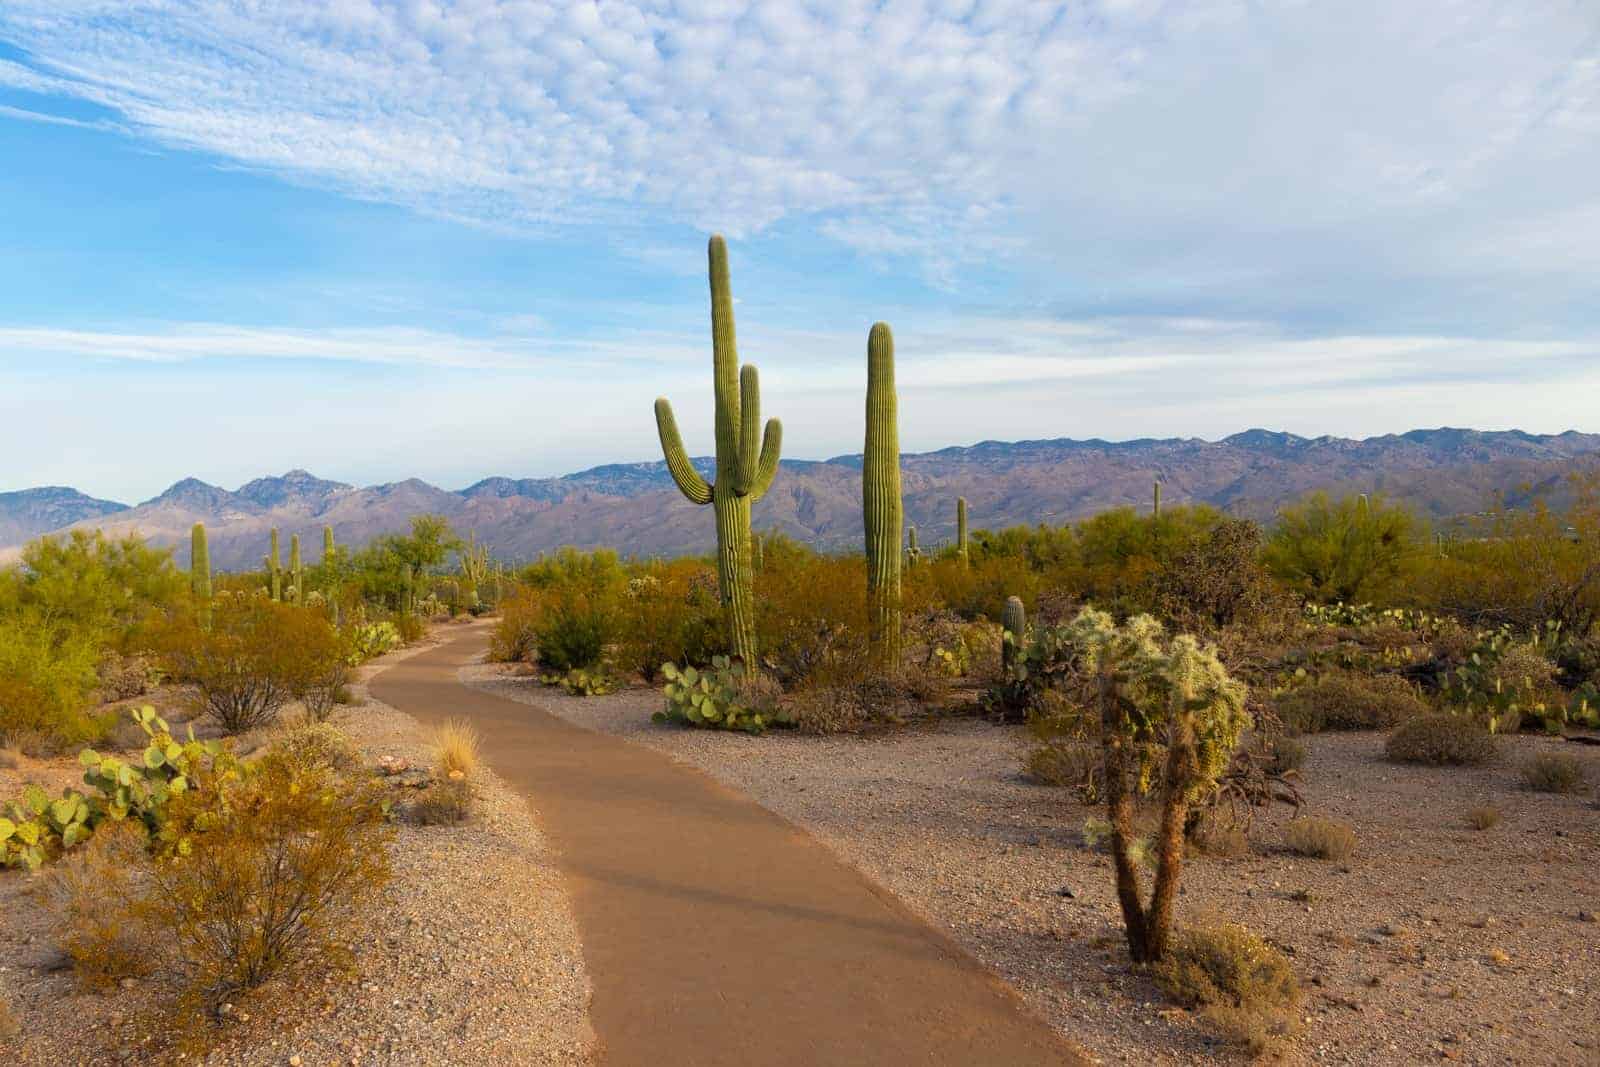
xmin=369 ymin=626 xmax=1085 ymax=1067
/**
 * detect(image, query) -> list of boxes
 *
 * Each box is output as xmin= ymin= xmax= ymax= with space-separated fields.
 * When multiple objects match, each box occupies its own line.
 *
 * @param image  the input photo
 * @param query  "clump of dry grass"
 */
xmin=1191 ymin=820 xmax=1251 ymax=859
xmin=1520 ymin=753 xmax=1587 ymax=794
xmin=1154 ymin=920 xmax=1300 ymax=1058
xmin=1466 ymin=805 xmax=1501 ymax=830
xmin=35 ymin=821 xmax=157 ymax=990
xmin=1282 ymin=817 xmax=1357 ymax=861
xmin=432 ymin=718 xmax=481 ymax=779
xmin=1385 ymin=714 xmax=1496 ymax=766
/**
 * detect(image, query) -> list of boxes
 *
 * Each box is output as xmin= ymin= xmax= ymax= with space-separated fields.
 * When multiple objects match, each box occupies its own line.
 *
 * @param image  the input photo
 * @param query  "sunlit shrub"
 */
xmin=1385 ymin=713 xmax=1497 ymax=766
xmin=0 ymin=617 xmax=106 ymax=750
xmin=1274 ymin=672 xmax=1430 ymax=733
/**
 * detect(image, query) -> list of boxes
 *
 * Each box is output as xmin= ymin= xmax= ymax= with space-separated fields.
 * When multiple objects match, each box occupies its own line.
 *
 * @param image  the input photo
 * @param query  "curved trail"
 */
xmin=371 ymin=626 xmax=1086 ymax=1067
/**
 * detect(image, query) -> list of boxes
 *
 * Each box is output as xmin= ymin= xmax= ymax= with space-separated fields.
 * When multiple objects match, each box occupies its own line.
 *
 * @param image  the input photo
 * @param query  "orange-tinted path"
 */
xmin=371 ymin=627 xmax=1086 ymax=1067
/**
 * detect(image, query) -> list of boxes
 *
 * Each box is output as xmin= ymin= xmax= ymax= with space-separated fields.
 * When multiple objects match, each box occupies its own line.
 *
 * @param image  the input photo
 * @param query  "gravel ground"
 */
xmin=0 ymin=638 xmax=593 ymax=1066
xmin=465 ymin=664 xmax=1600 ymax=1067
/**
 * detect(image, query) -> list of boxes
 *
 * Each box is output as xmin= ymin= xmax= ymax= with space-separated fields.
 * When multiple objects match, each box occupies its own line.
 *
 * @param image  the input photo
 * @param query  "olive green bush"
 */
xmin=1385 ymin=714 xmax=1497 ymax=766
xmin=1274 ymin=672 xmax=1430 ymax=733
xmin=1154 ymin=920 xmax=1300 ymax=1056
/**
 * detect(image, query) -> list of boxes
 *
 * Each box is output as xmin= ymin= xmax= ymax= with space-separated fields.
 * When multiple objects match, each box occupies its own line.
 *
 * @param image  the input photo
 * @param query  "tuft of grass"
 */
xmin=1282 ymin=817 xmax=1357 ymax=861
xmin=37 ymin=821 xmax=157 ymax=990
xmin=1192 ymin=822 xmax=1251 ymax=859
xmin=1466 ymin=805 xmax=1501 ymax=830
xmin=1267 ymin=736 xmax=1307 ymax=774
xmin=410 ymin=778 xmax=473 ymax=826
xmin=1385 ymin=714 xmax=1497 ymax=766
xmin=1520 ymin=753 xmax=1587 ymax=794
xmin=432 ymin=718 xmax=481 ymax=780
xmin=1154 ymin=920 xmax=1300 ymax=1058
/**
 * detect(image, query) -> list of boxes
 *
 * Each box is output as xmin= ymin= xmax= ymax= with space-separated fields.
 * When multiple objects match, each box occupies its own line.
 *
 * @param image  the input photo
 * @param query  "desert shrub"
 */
xmin=655 ymin=658 xmax=792 ymax=733
xmin=149 ymin=743 xmax=392 ymax=1009
xmin=1023 ymin=737 xmax=1100 ymax=791
xmin=784 ymin=686 xmax=869 ymax=735
xmin=271 ymin=720 xmax=360 ymax=773
xmin=1266 ymin=736 xmax=1307 ymax=774
xmin=1385 ymin=714 xmax=1497 ymax=766
xmin=491 ymin=588 xmax=543 ymax=663
xmin=96 ymin=651 xmax=157 ymax=702
xmin=37 ymin=820 xmax=157 ymax=990
xmin=1154 ymin=921 xmax=1300 ymax=1057
xmin=755 ymin=552 xmax=869 ymax=687
xmin=1282 ymin=816 xmax=1356 ymax=861
xmin=1263 ymin=492 xmax=1418 ymax=604
xmin=1466 ymin=805 xmax=1501 ymax=830
xmin=1521 ymin=753 xmax=1587 ymax=794
xmin=0 ymin=617 xmax=107 ymax=749
xmin=346 ymin=620 xmax=402 ymax=664
xmin=1190 ymin=820 xmax=1251 ymax=858
xmin=395 ymin=612 xmax=427 ymax=644
xmin=1274 ymin=672 xmax=1430 ymax=733
xmin=1153 ymin=518 xmax=1283 ymax=632
xmin=0 ymin=530 xmax=185 ymax=649
xmin=409 ymin=778 xmax=473 ymax=826
xmin=161 ymin=596 xmax=346 ymax=734
xmin=615 ymin=565 xmax=726 ymax=680
xmin=535 ymin=591 xmax=614 ymax=672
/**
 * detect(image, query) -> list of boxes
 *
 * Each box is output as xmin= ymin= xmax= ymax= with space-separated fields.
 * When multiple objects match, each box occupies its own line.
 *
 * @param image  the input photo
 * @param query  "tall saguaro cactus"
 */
xmin=323 ymin=525 xmax=340 ymax=625
xmin=289 ymin=534 xmax=304 ymax=604
xmin=1153 ymin=480 xmax=1162 ymax=518
xmin=654 ymin=235 xmax=783 ymax=666
xmin=267 ymin=528 xmax=282 ymax=601
xmin=957 ymin=496 xmax=969 ymax=565
xmin=863 ymin=322 xmax=902 ymax=670
xmin=190 ymin=523 xmax=212 ymax=628
xmin=460 ymin=531 xmax=489 ymax=609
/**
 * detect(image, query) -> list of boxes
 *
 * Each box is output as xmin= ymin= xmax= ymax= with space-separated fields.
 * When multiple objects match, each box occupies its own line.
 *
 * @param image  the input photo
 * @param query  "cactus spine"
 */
xmin=863 ymin=322 xmax=902 ymax=670
xmin=289 ymin=534 xmax=303 ymax=604
xmin=957 ymin=496 xmax=969 ymax=565
xmin=1002 ymin=595 xmax=1026 ymax=671
xmin=190 ymin=523 xmax=212 ymax=629
xmin=267 ymin=528 xmax=282 ymax=601
xmin=653 ymin=235 xmax=783 ymax=667
xmin=1153 ymin=480 xmax=1162 ymax=518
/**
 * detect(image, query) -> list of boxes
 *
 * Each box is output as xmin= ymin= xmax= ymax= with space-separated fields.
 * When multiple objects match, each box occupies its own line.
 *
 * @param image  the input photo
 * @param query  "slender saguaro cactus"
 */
xmin=268 ymin=528 xmax=282 ymax=601
xmin=653 ymin=235 xmax=783 ymax=666
xmin=322 ymin=526 xmax=340 ymax=625
xmin=1002 ymin=595 xmax=1026 ymax=671
xmin=289 ymin=534 xmax=304 ymax=604
xmin=957 ymin=496 xmax=969 ymax=565
xmin=460 ymin=531 xmax=489 ymax=609
xmin=864 ymin=322 xmax=903 ymax=670
xmin=323 ymin=525 xmax=336 ymax=562
xmin=190 ymin=523 xmax=212 ymax=629
xmin=1153 ymin=480 xmax=1162 ymax=518
xmin=907 ymin=525 xmax=921 ymax=568
xmin=400 ymin=563 xmax=415 ymax=615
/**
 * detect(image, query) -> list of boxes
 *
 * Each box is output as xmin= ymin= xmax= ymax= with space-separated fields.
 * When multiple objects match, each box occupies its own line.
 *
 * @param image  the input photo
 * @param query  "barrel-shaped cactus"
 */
xmin=654 ymin=235 xmax=783 ymax=667
xmin=190 ymin=523 xmax=212 ymax=628
xmin=864 ymin=322 xmax=902 ymax=670
xmin=957 ymin=496 xmax=969 ymax=565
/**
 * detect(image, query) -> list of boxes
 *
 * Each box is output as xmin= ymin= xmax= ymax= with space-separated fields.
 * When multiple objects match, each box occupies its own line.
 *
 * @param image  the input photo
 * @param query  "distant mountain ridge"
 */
xmin=3 ymin=427 xmax=1598 ymax=569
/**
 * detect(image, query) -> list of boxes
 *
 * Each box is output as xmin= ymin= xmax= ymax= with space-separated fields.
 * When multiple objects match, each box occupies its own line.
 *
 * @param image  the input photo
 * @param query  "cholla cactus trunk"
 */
xmin=290 ymin=535 xmax=303 ymax=604
xmin=190 ymin=523 xmax=212 ymax=629
xmin=1153 ymin=480 xmax=1162 ymax=518
xmin=653 ymin=235 xmax=783 ymax=668
xmin=957 ymin=496 xmax=969 ymax=565
xmin=268 ymin=528 xmax=282 ymax=602
xmin=863 ymin=322 xmax=902 ymax=671
xmin=1002 ymin=595 xmax=1026 ymax=671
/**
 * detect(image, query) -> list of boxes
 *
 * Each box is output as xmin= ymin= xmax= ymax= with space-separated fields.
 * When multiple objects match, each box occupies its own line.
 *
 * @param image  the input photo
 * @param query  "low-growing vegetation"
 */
xmin=1385 ymin=714 xmax=1499 ymax=766
xmin=1520 ymin=752 xmax=1587 ymax=794
xmin=1282 ymin=816 xmax=1357 ymax=861
xmin=1153 ymin=920 xmax=1301 ymax=1057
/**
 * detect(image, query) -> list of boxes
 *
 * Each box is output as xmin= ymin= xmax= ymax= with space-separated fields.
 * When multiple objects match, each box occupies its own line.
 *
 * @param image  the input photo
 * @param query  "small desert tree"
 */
xmin=1066 ymin=608 xmax=1248 ymax=962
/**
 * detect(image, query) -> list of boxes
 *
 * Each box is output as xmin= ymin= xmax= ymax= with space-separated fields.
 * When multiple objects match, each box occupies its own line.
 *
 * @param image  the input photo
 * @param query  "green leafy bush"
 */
xmin=1385 ymin=714 xmax=1497 ymax=766
xmin=0 ymin=617 xmax=107 ymax=750
xmin=654 ymin=658 xmax=791 ymax=734
xmin=347 ymin=620 xmax=402 ymax=664
xmin=1274 ymin=672 xmax=1430 ymax=733
xmin=1263 ymin=492 xmax=1417 ymax=604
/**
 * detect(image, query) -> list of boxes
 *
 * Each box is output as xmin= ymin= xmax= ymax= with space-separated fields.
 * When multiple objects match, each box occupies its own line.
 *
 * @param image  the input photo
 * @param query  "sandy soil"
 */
xmin=465 ymin=663 xmax=1600 ymax=1066
xmin=0 ymin=638 xmax=593 ymax=1066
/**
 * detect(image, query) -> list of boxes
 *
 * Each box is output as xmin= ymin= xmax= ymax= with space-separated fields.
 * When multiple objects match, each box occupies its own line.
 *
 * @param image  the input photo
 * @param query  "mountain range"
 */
xmin=3 ymin=427 xmax=1598 ymax=570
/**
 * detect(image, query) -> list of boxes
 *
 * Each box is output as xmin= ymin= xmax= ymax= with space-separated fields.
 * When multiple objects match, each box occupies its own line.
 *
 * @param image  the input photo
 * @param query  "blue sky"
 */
xmin=1 ymin=2 xmax=1598 ymax=503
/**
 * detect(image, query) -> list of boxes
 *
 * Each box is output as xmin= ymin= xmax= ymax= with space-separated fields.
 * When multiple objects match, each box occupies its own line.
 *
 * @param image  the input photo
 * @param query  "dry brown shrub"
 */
xmin=1274 ymin=672 xmax=1429 ymax=733
xmin=431 ymin=718 xmax=481 ymax=779
xmin=1521 ymin=753 xmax=1587 ymax=794
xmin=1385 ymin=714 xmax=1497 ymax=766
xmin=1154 ymin=920 xmax=1300 ymax=1058
xmin=409 ymin=778 xmax=474 ymax=825
xmin=1282 ymin=817 xmax=1357 ymax=861
xmin=1466 ymin=805 xmax=1501 ymax=830
xmin=37 ymin=821 xmax=158 ymax=990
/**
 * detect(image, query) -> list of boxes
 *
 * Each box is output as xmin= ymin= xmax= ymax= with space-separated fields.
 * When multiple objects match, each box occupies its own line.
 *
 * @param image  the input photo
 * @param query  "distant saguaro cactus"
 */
xmin=191 ymin=523 xmax=212 ymax=629
xmin=906 ymin=525 xmax=921 ymax=568
xmin=289 ymin=534 xmax=303 ymax=604
xmin=267 ymin=528 xmax=282 ymax=602
xmin=1002 ymin=596 xmax=1027 ymax=671
xmin=864 ymin=322 xmax=903 ymax=670
xmin=460 ymin=531 xmax=489 ymax=608
xmin=1153 ymin=480 xmax=1162 ymax=518
xmin=322 ymin=526 xmax=340 ymax=625
xmin=957 ymin=496 xmax=969 ymax=565
xmin=653 ymin=235 xmax=783 ymax=667
xmin=400 ymin=563 xmax=415 ymax=615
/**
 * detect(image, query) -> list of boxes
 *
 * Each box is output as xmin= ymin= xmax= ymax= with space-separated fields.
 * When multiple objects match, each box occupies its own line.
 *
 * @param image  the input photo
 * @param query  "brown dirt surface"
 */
xmin=376 ymin=626 xmax=1087 ymax=1067
xmin=466 ymin=658 xmax=1600 ymax=1066
xmin=0 ymin=634 xmax=592 ymax=1066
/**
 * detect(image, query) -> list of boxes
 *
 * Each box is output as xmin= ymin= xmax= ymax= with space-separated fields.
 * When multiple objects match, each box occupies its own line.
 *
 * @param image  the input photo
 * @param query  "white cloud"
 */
xmin=1 ymin=2 xmax=1592 ymax=318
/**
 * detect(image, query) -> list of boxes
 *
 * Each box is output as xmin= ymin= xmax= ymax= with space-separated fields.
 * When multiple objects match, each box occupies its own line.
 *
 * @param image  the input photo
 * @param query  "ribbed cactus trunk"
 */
xmin=1153 ymin=480 xmax=1162 ymax=518
xmin=190 ymin=523 xmax=212 ymax=629
xmin=907 ymin=525 xmax=920 ymax=568
xmin=654 ymin=235 xmax=783 ymax=669
xmin=268 ymin=528 xmax=282 ymax=601
xmin=864 ymin=322 xmax=902 ymax=671
xmin=957 ymin=496 xmax=969 ymax=565
xmin=323 ymin=526 xmax=340 ymax=624
xmin=1002 ymin=596 xmax=1026 ymax=671
xmin=289 ymin=535 xmax=303 ymax=604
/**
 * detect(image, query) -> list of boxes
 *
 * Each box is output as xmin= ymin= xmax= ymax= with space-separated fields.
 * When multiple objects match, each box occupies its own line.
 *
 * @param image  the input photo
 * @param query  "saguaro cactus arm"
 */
xmin=749 ymin=417 xmax=783 ymax=500
xmin=655 ymin=397 xmax=714 ymax=505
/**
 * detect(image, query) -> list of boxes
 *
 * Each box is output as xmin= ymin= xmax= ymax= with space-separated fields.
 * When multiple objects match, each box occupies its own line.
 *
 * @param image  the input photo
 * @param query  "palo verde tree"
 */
xmin=653 ymin=235 xmax=783 ymax=666
xmin=1064 ymin=608 xmax=1248 ymax=962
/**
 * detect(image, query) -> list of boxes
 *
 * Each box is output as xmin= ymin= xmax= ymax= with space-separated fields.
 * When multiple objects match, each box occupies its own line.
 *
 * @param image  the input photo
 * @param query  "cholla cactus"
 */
xmin=863 ymin=322 xmax=902 ymax=670
xmin=653 ymin=235 xmax=783 ymax=667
